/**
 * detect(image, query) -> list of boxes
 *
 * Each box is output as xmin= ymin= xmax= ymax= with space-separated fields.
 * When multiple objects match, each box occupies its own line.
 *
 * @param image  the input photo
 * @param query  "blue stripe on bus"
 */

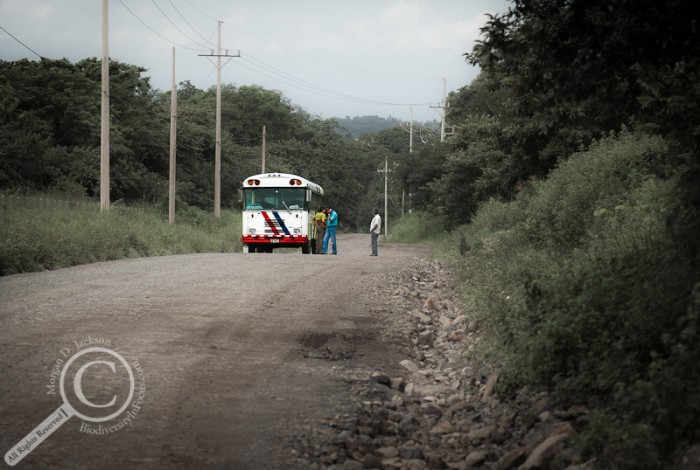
xmin=272 ymin=211 xmax=291 ymax=235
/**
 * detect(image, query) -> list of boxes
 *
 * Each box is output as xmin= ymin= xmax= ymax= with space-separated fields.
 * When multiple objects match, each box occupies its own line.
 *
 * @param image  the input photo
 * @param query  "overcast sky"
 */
xmin=0 ymin=0 xmax=510 ymax=120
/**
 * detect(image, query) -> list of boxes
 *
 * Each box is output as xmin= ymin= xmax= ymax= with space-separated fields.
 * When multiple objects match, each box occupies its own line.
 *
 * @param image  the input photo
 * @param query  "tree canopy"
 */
xmin=0 ymin=58 xmax=392 ymax=229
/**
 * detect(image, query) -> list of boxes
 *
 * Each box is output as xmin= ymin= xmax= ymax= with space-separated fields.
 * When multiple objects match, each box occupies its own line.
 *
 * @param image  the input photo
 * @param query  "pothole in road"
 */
xmin=297 ymin=332 xmax=356 ymax=361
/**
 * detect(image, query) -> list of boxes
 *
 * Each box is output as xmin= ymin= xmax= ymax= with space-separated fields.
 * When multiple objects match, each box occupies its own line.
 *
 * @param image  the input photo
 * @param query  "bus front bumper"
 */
xmin=242 ymin=235 xmax=310 ymax=246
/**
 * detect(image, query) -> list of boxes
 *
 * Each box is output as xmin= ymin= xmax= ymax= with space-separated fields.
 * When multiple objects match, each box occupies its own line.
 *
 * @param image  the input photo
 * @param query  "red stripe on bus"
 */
xmin=260 ymin=211 xmax=279 ymax=235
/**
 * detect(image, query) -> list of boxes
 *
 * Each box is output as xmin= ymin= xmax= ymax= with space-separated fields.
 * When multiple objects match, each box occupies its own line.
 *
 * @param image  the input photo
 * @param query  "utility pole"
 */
xmin=168 ymin=47 xmax=177 ymax=225
xmin=440 ymin=77 xmax=447 ymax=142
xmin=400 ymin=107 xmax=413 ymax=217
xmin=199 ymin=21 xmax=240 ymax=218
xmin=430 ymin=77 xmax=449 ymax=142
xmin=100 ymin=0 xmax=110 ymax=212
xmin=378 ymin=157 xmax=391 ymax=239
xmin=261 ymin=125 xmax=266 ymax=172
xmin=409 ymin=107 xmax=413 ymax=154
xmin=384 ymin=157 xmax=388 ymax=238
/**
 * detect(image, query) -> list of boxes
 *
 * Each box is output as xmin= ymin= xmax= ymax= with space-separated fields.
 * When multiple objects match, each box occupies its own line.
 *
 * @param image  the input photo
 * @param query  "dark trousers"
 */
xmin=316 ymin=228 xmax=326 ymax=254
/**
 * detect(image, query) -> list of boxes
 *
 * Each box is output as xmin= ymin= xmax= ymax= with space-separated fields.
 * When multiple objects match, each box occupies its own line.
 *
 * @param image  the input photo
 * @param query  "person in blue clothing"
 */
xmin=322 ymin=207 xmax=338 ymax=255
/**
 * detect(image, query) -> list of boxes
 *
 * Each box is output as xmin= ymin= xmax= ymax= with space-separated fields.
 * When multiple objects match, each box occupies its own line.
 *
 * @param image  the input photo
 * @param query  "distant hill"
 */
xmin=335 ymin=115 xmax=440 ymax=138
xmin=335 ymin=115 xmax=402 ymax=138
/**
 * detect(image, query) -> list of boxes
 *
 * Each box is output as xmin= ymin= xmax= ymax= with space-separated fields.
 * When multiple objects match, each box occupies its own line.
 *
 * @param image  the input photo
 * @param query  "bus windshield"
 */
xmin=243 ymin=187 xmax=307 ymax=211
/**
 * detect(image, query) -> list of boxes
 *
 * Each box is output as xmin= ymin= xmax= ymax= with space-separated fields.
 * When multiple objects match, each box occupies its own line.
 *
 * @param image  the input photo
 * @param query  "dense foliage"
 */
xmin=441 ymin=131 xmax=697 ymax=467
xmin=394 ymin=0 xmax=699 ymax=466
xmin=426 ymin=0 xmax=699 ymax=467
xmin=0 ymin=59 xmax=394 ymax=230
xmin=336 ymin=115 xmax=400 ymax=138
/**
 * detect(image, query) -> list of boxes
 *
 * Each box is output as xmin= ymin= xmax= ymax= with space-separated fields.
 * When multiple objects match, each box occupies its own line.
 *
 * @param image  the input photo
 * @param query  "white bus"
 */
xmin=241 ymin=173 xmax=324 ymax=253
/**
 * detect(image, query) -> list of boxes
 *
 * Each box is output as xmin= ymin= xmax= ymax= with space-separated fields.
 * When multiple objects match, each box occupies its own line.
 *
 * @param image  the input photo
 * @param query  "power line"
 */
xmin=182 ymin=25 xmax=218 ymax=80
xmin=223 ymin=21 xmax=440 ymax=82
xmin=174 ymin=0 xmax=449 ymax=110
xmin=117 ymin=0 xmax=201 ymax=52
xmin=243 ymin=54 xmax=364 ymax=102
xmin=178 ymin=0 xmax=438 ymax=82
xmin=197 ymin=62 xmax=216 ymax=89
xmin=236 ymin=59 xmax=404 ymax=106
xmin=150 ymin=0 xmax=210 ymax=50
xmin=0 ymin=25 xmax=44 ymax=59
xmin=240 ymin=54 xmax=431 ymax=107
xmin=167 ymin=0 xmax=217 ymax=48
xmin=235 ymin=59 xmax=360 ymax=104
xmin=181 ymin=0 xmax=218 ymax=22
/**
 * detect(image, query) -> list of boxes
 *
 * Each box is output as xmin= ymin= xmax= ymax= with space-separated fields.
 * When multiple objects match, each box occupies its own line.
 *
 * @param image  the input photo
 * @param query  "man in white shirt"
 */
xmin=369 ymin=210 xmax=381 ymax=256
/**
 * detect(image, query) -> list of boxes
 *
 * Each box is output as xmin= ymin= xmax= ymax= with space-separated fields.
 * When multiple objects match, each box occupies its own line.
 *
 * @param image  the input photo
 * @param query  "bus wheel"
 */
xmin=302 ymin=242 xmax=311 ymax=254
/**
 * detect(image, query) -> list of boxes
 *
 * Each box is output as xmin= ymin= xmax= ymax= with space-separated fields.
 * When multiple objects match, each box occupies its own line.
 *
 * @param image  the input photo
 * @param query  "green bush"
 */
xmin=452 ymin=131 xmax=699 ymax=468
xmin=387 ymin=212 xmax=447 ymax=244
xmin=522 ymin=131 xmax=669 ymax=250
xmin=0 ymin=193 xmax=242 ymax=275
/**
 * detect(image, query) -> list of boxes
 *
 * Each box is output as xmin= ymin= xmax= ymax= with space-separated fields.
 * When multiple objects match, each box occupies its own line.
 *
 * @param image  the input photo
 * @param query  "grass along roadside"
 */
xmin=0 ymin=193 xmax=242 ymax=276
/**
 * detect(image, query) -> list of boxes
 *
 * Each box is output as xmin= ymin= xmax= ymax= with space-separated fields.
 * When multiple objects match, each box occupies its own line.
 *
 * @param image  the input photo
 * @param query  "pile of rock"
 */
xmin=294 ymin=259 xmax=594 ymax=469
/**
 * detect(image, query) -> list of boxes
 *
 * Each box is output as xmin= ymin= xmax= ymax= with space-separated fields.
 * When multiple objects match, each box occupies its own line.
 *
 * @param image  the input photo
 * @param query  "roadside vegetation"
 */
xmin=390 ymin=129 xmax=699 ymax=468
xmin=0 ymin=193 xmax=241 ymax=276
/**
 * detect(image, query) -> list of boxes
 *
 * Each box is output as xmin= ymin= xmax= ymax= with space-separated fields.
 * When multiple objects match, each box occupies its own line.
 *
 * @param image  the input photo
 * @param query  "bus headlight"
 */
xmin=293 ymin=228 xmax=301 ymax=234
xmin=248 ymin=228 xmax=257 ymax=234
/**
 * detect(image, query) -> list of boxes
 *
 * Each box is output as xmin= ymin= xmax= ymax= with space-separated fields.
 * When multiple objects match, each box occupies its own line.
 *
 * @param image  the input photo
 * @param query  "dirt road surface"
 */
xmin=0 ymin=234 xmax=428 ymax=469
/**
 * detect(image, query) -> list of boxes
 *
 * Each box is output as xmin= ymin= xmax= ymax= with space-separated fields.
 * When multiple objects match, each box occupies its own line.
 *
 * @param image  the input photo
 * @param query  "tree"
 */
xmin=0 ymin=59 xmax=98 ymax=190
xmin=0 ymin=57 xmax=421 ymax=229
xmin=469 ymin=0 xmax=700 ymax=154
xmin=336 ymin=115 xmax=403 ymax=138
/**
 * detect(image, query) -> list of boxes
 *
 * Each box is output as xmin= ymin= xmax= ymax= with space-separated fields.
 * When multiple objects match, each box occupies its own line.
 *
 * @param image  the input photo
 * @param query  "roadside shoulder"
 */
xmin=294 ymin=258 xmax=593 ymax=470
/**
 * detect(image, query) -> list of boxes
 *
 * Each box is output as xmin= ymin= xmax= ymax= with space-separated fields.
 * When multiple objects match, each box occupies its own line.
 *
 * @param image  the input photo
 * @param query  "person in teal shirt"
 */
xmin=322 ymin=207 xmax=338 ymax=255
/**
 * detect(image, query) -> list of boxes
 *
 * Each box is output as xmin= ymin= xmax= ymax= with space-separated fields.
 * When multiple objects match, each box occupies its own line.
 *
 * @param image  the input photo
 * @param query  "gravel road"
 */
xmin=0 ymin=234 xmax=428 ymax=469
